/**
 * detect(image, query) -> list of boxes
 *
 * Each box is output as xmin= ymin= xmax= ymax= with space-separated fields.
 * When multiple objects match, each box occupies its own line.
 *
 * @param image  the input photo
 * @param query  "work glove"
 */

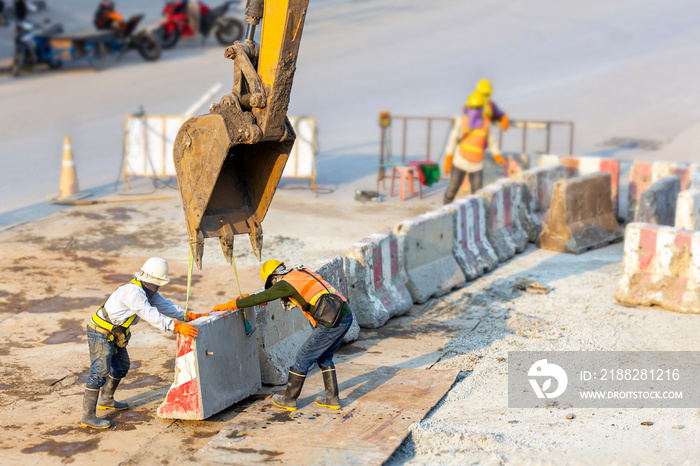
xmin=500 ymin=114 xmax=510 ymax=131
xmin=173 ymin=322 xmax=198 ymax=338
xmin=186 ymin=311 xmax=209 ymax=322
xmin=444 ymin=154 xmax=453 ymax=175
xmin=211 ymin=294 xmax=251 ymax=313
xmin=493 ymin=154 xmax=506 ymax=165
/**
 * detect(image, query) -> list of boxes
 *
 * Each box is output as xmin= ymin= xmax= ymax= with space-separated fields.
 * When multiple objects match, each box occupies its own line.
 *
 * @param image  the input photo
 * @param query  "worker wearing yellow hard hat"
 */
xmin=443 ymin=78 xmax=510 ymax=204
xmin=212 ymin=259 xmax=354 ymax=412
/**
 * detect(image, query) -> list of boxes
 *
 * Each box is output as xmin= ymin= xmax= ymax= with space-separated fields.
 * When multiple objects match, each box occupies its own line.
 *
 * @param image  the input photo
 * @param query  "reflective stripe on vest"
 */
xmin=282 ymin=269 xmax=346 ymax=327
xmin=459 ymin=115 xmax=490 ymax=163
xmin=91 ymin=279 xmax=142 ymax=336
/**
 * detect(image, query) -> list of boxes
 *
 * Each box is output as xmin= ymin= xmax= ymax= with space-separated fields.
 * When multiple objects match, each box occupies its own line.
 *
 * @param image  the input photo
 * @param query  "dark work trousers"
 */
xmin=291 ymin=313 xmax=353 ymax=374
xmin=443 ymin=167 xmax=483 ymax=204
xmin=86 ymin=326 xmax=130 ymax=388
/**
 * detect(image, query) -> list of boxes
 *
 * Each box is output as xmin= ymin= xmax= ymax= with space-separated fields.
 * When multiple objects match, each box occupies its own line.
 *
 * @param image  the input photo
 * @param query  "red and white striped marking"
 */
xmin=345 ymin=232 xmax=412 ymax=328
xmin=676 ymin=189 xmax=700 ymax=230
xmin=444 ymin=195 xmax=499 ymax=279
xmin=157 ymin=334 xmax=201 ymax=418
xmin=615 ymin=223 xmax=700 ymax=313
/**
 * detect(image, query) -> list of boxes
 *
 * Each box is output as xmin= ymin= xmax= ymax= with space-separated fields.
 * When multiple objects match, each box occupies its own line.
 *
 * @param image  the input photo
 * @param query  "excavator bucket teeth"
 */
xmin=174 ymin=113 xmax=293 ymax=268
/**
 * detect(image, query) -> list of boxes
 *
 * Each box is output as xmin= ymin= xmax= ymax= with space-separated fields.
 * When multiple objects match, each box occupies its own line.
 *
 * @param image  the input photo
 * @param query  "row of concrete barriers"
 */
xmin=157 ymin=156 xmax=699 ymax=420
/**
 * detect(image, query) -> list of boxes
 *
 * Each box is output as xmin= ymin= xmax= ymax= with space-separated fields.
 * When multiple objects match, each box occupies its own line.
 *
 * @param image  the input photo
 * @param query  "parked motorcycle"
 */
xmin=95 ymin=11 xmax=161 ymax=62
xmin=11 ymin=18 xmax=63 ymax=76
xmin=158 ymin=1 xmax=244 ymax=49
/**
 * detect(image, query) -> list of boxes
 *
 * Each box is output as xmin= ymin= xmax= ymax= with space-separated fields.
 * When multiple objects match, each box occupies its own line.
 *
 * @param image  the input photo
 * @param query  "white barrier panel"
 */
xmin=123 ymin=115 xmax=186 ymax=179
xmin=284 ymin=116 xmax=317 ymax=179
xmin=122 ymin=114 xmax=317 ymax=191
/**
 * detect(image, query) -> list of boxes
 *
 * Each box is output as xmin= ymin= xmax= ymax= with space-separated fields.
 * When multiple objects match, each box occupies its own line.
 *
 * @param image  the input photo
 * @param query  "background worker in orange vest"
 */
xmin=82 ymin=257 xmax=206 ymax=429
xmin=212 ymin=260 xmax=354 ymax=412
xmin=443 ymin=79 xmax=510 ymax=204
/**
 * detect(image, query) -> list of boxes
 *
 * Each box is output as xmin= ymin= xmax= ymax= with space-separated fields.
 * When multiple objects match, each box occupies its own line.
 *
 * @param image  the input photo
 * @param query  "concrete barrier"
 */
xmin=615 ymin=223 xmax=700 ymax=314
xmin=516 ymin=163 xmax=567 ymax=226
xmin=636 ymin=176 xmax=680 ymax=226
xmin=539 ymin=172 xmax=622 ymax=254
xmin=676 ymin=189 xmax=700 ymax=230
xmin=443 ymin=195 xmax=499 ymax=280
xmin=345 ymin=233 xmax=413 ymax=328
xmin=254 ymin=255 xmax=359 ymax=385
xmin=510 ymin=179 xmax=541 ymax=243
xmin=627 ymin=162 xmax=700 ymax=223
xmin=477 ymin=179 xmax=529 ymax=262
xmin=394 ymin=210 xmax=466 ymax=303
xmin=158 ymin=310 xmax=261 ymax=419
xmin=540 ymin=155 xmax=620 ymax=219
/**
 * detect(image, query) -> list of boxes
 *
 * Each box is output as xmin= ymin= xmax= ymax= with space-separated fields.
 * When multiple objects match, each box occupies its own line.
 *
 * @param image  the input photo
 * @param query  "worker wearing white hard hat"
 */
xmin=80 ymin=258 xmax=208 ymax=430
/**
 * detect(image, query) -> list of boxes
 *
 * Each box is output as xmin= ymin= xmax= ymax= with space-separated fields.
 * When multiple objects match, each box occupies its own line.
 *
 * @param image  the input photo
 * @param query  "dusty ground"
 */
xmin=0 ymin=187 xmax=439 ymax=465
xmin=2 ymin=181 xmax=699 ymax=464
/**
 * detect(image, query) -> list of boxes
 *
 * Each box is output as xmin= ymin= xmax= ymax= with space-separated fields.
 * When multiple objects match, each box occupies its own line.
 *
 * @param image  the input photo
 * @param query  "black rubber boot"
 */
xmin=315 ymin=366 xmax=341 ymax=409
xmin=271 ymin=370 xmax=306 ymax=411
xmin=98 ymin=375 xmax=128 ymax=410
xmin=81 ymin=387 xmax=111 ymax=429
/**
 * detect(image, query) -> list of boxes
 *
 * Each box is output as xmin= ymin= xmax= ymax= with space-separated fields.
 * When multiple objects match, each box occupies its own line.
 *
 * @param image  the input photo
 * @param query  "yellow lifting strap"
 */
xmin=186 ymin=247 xmax=193 ymax=312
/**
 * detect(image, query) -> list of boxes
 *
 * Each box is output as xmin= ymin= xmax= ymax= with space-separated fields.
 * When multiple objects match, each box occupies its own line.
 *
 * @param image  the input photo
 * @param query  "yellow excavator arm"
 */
xmin=173 ymin=0 xmax=309 ymax=269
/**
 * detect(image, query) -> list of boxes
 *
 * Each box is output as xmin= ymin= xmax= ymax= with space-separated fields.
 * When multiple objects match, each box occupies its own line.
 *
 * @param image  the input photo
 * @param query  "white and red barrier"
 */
xmin=345 ymin=233 xmax=413 ymax=328
xmin=627 ymin=162 xmax=700 ymax=223
xmin=443 ymin=195 xmax=499 ymax=280
xmin=540 ymin=155 xmax=620 ymax=219
xmin=676 ymin=189 xmax=700 ymax=230
xmin=158 ymin=310 xmax=261 ymax=419
xmin=615 ymin=223 xmax=700 ymax=314
xmin=516 ymin=163 xmax=567 ymax=225
xmin=477 ymin=179 xmax=529 ymax=262
xmin=395 ymin=210 xmax=466 ymax=304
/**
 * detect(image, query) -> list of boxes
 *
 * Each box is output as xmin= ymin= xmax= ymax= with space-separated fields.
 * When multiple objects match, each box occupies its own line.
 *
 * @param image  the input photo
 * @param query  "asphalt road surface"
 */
xmin=2 ymin=0 xmax=700 ymax=224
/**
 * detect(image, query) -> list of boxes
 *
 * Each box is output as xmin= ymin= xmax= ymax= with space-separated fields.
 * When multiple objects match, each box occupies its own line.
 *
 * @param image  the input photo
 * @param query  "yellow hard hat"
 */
xmin=466 ymin=92 xmax=485 ymax=108
xmin=260 ymin=259 xmax=285 ymax=288
xmin=475 ymin=78 xmax=492 ymax=96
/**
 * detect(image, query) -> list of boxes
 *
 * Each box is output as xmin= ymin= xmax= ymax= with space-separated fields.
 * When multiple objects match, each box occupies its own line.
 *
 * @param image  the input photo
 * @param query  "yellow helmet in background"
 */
xmin=466 ymin=92 xmax=485 ymax=108
xmin=475 ymin=78 xmax=492 ymax=97
xmin=260 ymin=259 xmax=285 ymax=288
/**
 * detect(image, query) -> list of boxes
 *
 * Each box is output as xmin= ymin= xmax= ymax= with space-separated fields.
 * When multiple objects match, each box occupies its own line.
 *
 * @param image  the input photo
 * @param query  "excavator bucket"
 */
xmin=173 ymin=0 xmax=309 ymax=269
xmin=174 ymin=113 xmax=294 ymax=269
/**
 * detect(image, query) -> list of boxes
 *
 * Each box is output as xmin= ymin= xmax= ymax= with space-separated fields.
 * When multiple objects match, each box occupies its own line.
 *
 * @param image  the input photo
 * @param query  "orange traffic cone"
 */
xmin=48 ymin=136 xmax=90 ymax=201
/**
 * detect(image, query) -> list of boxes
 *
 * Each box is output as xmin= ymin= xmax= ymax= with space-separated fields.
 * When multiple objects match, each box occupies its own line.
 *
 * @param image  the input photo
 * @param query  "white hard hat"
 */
xmin=135 ymin=257 xmax=170 ymax=286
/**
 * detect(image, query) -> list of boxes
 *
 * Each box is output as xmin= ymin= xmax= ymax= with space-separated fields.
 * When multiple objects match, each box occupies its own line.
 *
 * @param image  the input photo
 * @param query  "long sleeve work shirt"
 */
xmin=98 ymin=282 xmax=185 ymax=332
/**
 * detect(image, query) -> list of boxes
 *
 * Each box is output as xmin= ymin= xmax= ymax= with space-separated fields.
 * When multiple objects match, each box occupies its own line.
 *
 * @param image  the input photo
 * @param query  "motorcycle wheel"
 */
xmin=159 ymin=26 xmax=181 ymax=49
xmin=215 ymin=18 xmax=244 ymax=46
xmin=137 ymin=34 xmax=161 ymax=62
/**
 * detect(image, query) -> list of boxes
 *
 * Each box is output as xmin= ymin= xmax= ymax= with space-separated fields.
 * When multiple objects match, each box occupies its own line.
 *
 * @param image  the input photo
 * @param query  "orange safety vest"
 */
xmin=459 ymin=110 xmax=491 ymax=163
xmin=282 ymin=269 xmax=346 ymax=327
